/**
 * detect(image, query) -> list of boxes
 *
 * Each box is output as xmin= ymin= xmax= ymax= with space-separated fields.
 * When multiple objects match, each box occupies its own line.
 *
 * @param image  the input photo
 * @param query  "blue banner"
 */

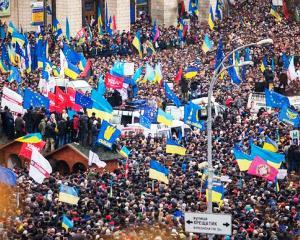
xmin=97 ymin=120 xmax=121 ymax=149
xmin=279 ymin=105 xmax=300 ymax=127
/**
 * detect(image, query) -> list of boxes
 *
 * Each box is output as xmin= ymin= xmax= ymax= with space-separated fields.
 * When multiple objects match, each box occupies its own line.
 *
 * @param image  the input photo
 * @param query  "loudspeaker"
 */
xmin=254 ymin=82 xmax=266 ymax=92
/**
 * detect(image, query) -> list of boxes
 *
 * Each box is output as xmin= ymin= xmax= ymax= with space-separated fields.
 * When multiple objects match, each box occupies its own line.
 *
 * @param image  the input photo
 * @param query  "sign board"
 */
xmin=185 ymin=212 xmax=232 ymax=236
xmin=272 ymin=0 xmax=283 ymax=6
xmin=290 ymin=130 xmax=299 ymax=146
xmin=0 ymin=0 xmax=11 ymax=17
xmin=277 ymin=169 xmax=287 ymax=180
xmin=124 ymin=63 xmax=134 ymax=76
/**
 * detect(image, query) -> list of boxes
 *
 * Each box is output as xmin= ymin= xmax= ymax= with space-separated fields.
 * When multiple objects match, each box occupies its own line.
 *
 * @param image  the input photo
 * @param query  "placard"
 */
xmin=124 ymin=63 xmax=134 ymax=76
xmin=32 ymin=7 xmax=44 ymax=26
xmin=0 ymin=0 xmax=10 ymax=17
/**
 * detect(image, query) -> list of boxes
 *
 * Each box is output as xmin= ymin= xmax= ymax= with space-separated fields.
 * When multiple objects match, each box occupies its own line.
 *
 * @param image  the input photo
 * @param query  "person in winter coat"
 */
xmin=45 ymin=122 xmax=56 ymax=152
xmin=14 ymin=113 xmax=25 ymax=138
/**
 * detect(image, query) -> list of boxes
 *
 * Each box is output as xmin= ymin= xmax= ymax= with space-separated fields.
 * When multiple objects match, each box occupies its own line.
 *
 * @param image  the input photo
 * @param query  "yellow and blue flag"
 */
xmin=97 ymin=4 xmax=103 ymax=35
xmin=52 ymin=65 xmax=61 ymax=77
xmin=143 ymin=63 xmax=155 ymax=82
xmin=208 ymin=6 xmax=215 ymax=30
xmin=62 ymin=215 xmax=74 ymax=230
xmin=189 ymin=0 xmax=199 ymax=15
xmin=184 ymin=102 xmax=206 ymax=130
xmin=91 ymin=90 xmax=113 ymax=113
xmin=149 ymin=160 xmax=169 ymax=184
xmin=184 ymin=66 xmax=199 ymax=79
xmin=8 ymin=21 xmax=17 ymax=34
xmin=233 ymin=146 xmax=253 ymax=171
xmin=97 ymin=120 xmax=121 ymax=149
xmin=206 ymin=184 xmax=224 ymax=203
xmin=228 ymin=53 xmax=241 ymax=85
xmin=263 ymin=136 xmax=278 ymax=153
xmin=157 ymin=108 xmax=174 ymax=126
xmin=7 ymin=66 xmax=22 ymax=84
xmin=64 ymin=63 xmax=80 ymax=80
xmin=279 ymin=104 xmax=300 ymax=127
xmin=251 ymin=144 xmax=285 ymax=169
xmin=260 ymin=56 xmax=268 ymax=72
xmin=215 ymin=0 xmax=223 ymax=20
xmin=270 ymin=5 xmax=282 ymax=22
xmin=23 ymin=88 xmax=50 ymax=110
xmin=163 ymin=81 xmax=181 ymax=107
xmin=132 ymin=30 xmax=142 ymax=58
xmin=153 ymin=63 xmax=163 ymax=84
xmin=0 ymin=60 xmax=9 ymax=73
xmin=58 ymin=184 xmax=79 ymax=205
xmin=12 ymin=31 xmax=25 ymax=46
xmin=214 ymin=39 xmax=224 ymax=72
xmin=132 ymin=66 xmax=143 ymax=83
xmin=62 ymin=43 xmax=81 ymax=65
xmin=166 ymin=138 xmax=186 ymax=156
xmin=53 ymin=19 xmax=63 ymax=39
xmin=16 ymin=133 xmax=42 ymax=144
xmin=120 ymin=146 xmax=131 ymax=158
xmin=201 ymin=34 xmax=213 ymax=54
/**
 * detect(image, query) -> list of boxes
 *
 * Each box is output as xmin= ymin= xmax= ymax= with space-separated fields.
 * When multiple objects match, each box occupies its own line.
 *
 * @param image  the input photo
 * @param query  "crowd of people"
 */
xmin=0 ymin=0 xmax=300 ymax=239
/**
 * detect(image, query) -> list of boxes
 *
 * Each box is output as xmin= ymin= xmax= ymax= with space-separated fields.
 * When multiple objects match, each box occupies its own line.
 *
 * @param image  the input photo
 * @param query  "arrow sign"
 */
xmin=185 ymin=212 xmax=232 ymax=236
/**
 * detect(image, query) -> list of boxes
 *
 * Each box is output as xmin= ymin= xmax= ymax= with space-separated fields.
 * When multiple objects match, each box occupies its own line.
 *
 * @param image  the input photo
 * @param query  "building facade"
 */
xmin=2 ymin=0 xmax=296 ymax=36
xmin=0 ymin=0 xmax=212 ymax=35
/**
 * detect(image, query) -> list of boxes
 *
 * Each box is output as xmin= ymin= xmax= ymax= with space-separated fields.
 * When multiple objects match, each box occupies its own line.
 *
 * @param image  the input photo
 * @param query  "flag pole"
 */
xmin=152 ymin=180 xmax=155 ymax=191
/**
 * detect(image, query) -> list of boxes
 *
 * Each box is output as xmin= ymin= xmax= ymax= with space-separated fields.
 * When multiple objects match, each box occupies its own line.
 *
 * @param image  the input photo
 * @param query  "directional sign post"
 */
xmin=185 ymin=212 xmax=232 ymax=236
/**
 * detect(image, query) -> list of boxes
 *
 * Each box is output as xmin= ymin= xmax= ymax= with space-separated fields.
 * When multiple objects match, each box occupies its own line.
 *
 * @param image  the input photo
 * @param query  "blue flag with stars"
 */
xmin=23 ymin=88 xmax=49 ymax=110
xmin=265 ymin=89 xmax=290 ymax=109
xmin=144 ymin=105 xmax=157 ymax=123
xmin=75 ymin=92 xmax=93 ymax=109
xmin=140 ymin=115 xmax=151 ymax=129
xmin=163 ymin=81 xmax=181 ymax=107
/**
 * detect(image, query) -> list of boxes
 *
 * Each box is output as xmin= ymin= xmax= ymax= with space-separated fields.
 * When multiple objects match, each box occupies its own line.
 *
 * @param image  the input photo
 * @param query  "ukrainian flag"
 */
xmin=8 ymin=21 xmax=17 ymax=34
xmin=166 ymin=138 xmax=186 ymax=156
xmin=64 ymin=63 xmax=80 ymax=80
xmin=149 ymin=160 xmax=169 ymax=184
xmin=52 ymin=65 xmax=61 ymax=77
xmin=153 ymin=63 xmax=163 ymax=84
xmin=157 ymin=108 xmax=174 ymax=126
xmin=233 ymin=146 xmax=253 ymax=171
xmin=201 ymin=34 xmax=213 ymax=54
xmin=132 ymin=30 xmax=142 ymax=58
xmin=206 ymin=184 xmax=224 ymax=203
xmin=16 ymin=133 xmax=42 ymax=144
xmin=270 ymin=6 xmax=282 ymax=22
xmin=53 ymin=19 xmax=63 ymax=38
xmin=184 ymin=66 xmax=198 ymax=79
xmin=11 ymin=31 xmax=25 ymax=46
xmin=0 ymin=60 xmax=9 ymax=73
xmin=251 ymin=144 xmax=284 ymax=169
xmin=87 ymin=108 xmax=112 ymax=121
xmin=8 ymin=47 xmax=17 ymax=65
xmin=208 ymin=6 xmax=215 ymax=30
xmin=58 ymin=184 xmax=79 ymax=205
xmin=260 ymin=56 xmax=267 ymax=72
xmin=263 ymin=136 xmax=278 ymax=153
xmin=119 ymin=146 xmax=131 ymax=158
xmin=62 ymin=215 xmax=74 ymax=230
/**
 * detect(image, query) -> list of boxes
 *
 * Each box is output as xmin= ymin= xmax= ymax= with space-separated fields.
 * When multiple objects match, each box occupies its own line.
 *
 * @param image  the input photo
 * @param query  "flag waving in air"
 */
xmin=97 ymin=120 xmax=121 ymax=149
xmin=247 ymin=156 xmax=278 ymax=182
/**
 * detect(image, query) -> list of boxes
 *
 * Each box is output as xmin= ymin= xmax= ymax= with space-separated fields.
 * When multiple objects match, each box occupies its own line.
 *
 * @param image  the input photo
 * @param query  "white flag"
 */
xmin=287 ymin=56 xmax=299 ymax=81
xmin=1 ymin=87 xmax=25 ymax=117
xmin=29 ymin=148 xmax=52 ymax=184
xmin=88 ymin=150 xmax=107 ymax=168
xmin=60 ymin=49 xmax=67 ymax=78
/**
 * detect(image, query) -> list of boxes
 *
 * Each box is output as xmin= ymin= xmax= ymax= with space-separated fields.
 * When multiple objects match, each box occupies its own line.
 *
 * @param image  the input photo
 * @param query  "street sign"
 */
xmin=185 ymin=212 xmax=232 ymax=236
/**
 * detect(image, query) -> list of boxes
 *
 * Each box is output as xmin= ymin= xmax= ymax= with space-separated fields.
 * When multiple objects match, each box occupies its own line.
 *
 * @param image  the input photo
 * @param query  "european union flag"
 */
xmin=1 ymin=44 xmax=10 ymax=67
xmin=97 ymin=120 xmax=121 ymax=149
xmin=144 ymin=105 xmax=157 ymax=123
xmin=265 ymin=89 xmax=290 ymax=109
xmin=214 ymin=38 xmax=224 ymax=72
xmin=62 ymin=43 xmax=81 ymax=65
xmin=15 ymin=42 xmax=25 ymax=58
xmin=0 ymin=166 xmax=17 ymax=186
xmin=279 ymin=105 xmax=300 ymax=127
xmin=75 ymin=92 xmax=93 ymax=109
xmin=23 ymin=88 xmax=50 ymax=110
xmin=140 ymin=115 xmax=151 ymax=129
xmin=8 ymin=66 xmax=22 ymax=84
xmin=163 ymin=81 xmax=181 ymax=107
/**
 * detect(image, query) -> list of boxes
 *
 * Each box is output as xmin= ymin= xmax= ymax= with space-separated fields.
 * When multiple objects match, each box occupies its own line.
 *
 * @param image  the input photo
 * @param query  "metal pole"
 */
xmin=206 ymin=42 xmax=257 ymax=240
xmin=43 ymin=0 xmax=47 ymax=28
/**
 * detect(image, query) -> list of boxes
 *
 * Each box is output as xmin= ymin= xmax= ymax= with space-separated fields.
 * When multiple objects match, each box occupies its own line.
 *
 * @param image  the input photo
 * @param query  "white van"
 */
xmin=165 ymin=96 xmax=226 ymax=121
xmin=66 ymin=80 xmax=92 ymax=93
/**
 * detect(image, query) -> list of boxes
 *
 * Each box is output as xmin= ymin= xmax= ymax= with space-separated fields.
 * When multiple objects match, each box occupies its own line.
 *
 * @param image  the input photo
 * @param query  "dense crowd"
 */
xmin=0 ymin=0 xmax=300 ymax=239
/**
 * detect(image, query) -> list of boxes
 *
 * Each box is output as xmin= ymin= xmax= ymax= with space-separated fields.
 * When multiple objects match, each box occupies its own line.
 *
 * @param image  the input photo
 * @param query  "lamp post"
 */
xmin=206 ymin=39 xmax=273 ymax=240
